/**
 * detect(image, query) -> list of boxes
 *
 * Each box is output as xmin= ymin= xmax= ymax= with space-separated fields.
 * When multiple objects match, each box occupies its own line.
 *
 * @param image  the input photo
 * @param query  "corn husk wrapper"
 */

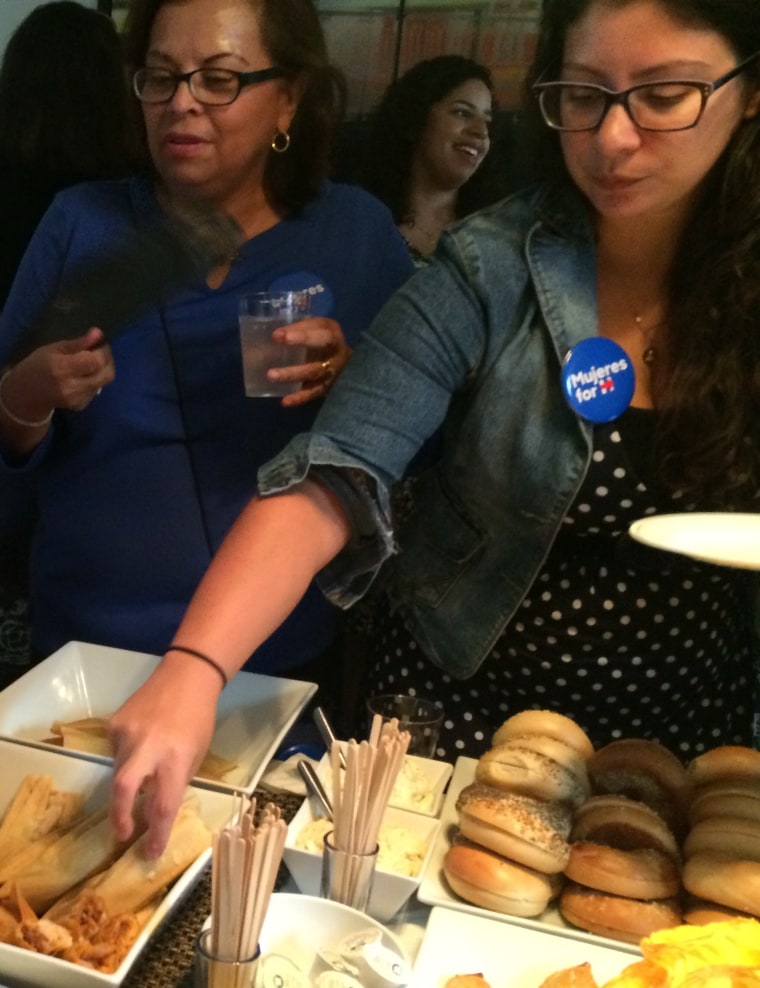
xmin=0 ymin=806 xmax=123 ymax=914
xmin=0 ymin=775 xmax=83 ymax=869
xmin=51 ymin=718 xmax=237 ymax=781
xmin=46 ymin=795 xmax=211 ymax=921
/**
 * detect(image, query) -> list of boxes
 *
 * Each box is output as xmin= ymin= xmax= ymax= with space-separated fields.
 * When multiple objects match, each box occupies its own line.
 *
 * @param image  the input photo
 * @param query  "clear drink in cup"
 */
xmin=239 ymin=290 xmax=310 ymax=397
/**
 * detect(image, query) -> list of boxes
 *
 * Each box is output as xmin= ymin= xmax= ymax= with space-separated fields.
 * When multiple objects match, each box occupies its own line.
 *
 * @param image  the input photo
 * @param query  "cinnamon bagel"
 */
xmin=571 ymin=794 xmax=679 ymax=861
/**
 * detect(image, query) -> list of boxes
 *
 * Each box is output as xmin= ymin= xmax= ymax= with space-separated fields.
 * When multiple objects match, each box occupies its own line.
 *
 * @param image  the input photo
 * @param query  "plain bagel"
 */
xmin=443 ymin=840 xmax=563 ymax=917
xmin=476 ymin=743 xmax=588 ymax=807
xmin=456 ymin=782 xmax=572 ymax=873
xmin=683 ymin=896 xmax=757 ymax=926
xmin=688 ymin=779 xmax=760 ymax=826
xmin=564 ymin=842 xmax=681 ymax=899
xmin=687 ymin=746 xmax=760 ymax=787
xmin=683 ymin=815 xmax=760 ymax=862
xmin=559 ymin=882 xmax=682 ymax=944
xmin=492 ymin=710 xmax=594 ymax=760
xmin=490 ymin=734 xmax=591 ymax=794
xmin=682 ymin=851 xmax=760 ymax=918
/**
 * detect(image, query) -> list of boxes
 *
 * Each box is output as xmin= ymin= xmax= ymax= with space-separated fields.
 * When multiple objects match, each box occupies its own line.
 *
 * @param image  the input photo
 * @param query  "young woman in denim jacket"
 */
xmin=107 ymin=0 xmax=760 ymax=856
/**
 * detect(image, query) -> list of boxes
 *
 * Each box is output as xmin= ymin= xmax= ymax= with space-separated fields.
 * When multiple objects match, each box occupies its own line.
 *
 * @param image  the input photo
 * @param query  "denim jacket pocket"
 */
xmin=393 ymin=474 xmax=485 ymax=609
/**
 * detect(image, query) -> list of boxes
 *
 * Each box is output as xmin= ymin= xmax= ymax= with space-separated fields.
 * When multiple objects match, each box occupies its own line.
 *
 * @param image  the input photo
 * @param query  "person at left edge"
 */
xmin=0 ymin=0 xmax=413 ymax=688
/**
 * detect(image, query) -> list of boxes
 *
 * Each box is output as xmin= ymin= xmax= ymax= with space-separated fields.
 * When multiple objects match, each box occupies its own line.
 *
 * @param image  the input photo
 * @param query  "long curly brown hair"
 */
xmin=525 ymin=0 xmax=760 ymax=509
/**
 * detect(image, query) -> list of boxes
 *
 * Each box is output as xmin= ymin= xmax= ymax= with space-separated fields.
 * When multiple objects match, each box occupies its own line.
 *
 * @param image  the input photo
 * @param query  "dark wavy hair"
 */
xmin=123 ymin=0 xmax=346 ymax=213
xmin=362 ymin=55 xmax=496 ymax=223
xmin=525 ymin=0 xmax=760 ymax=508
xmin=0 ymin=1 xmax=136 ymax=183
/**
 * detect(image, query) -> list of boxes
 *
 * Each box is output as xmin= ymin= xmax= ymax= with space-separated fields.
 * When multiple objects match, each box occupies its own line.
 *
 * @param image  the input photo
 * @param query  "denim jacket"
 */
xmin=259 ymin=182 xmax=601 ymax=678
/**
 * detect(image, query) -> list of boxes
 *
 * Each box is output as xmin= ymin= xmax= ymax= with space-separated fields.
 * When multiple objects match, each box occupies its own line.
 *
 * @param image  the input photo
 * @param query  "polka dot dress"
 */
xmin=364 ymin=409 xmax=755 ymax=760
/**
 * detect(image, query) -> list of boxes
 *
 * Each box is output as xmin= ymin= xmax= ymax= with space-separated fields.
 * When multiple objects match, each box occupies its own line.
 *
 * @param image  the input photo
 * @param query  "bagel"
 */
xmin=571 ymin=794 xmax=679 ymax=861
xmin=443 ymin=840 xmax=563 ymax=917
xmin=683 ymin=897 xmax=756 ymax=926
xmin=564 ymin=842 xmax=681 ymax=899
xmin=492 ymin=710 xmax=594 ymax=760
xmin=559 ymin=883 xmax=682 ymax=944
xmin=492 ymin=734 xmax=591 ymax=793
xmin=682 ymin=851 xmax=760 ymax=918
xmin=456 ymin=782 xmax=571 ymax=873
xmin=687 ymin=746 xmax=760 ymax=788
xmin=688 ymin=780 xmax=760 ymax=826
xmin=684 ymin=816 xmax=760 ymax=862
xmin=475 ymin=743 xmax=587 ymax=806
xmin=587 ymin=738 xmax=692 ymax=836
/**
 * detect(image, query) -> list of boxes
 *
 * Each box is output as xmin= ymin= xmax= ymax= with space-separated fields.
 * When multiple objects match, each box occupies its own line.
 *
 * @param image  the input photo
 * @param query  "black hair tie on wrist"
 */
xmin=166 ymin=644 xmax=229 ymax=688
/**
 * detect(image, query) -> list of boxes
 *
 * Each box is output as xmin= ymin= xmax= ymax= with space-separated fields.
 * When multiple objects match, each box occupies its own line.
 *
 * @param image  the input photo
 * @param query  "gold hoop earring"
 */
xmin=271 ymin=131 xmax=291 ymax=153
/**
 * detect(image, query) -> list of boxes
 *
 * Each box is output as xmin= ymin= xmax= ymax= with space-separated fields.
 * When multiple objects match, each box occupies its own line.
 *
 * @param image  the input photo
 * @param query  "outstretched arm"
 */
xmin=109 ymin=477 xmax=352 ymax=858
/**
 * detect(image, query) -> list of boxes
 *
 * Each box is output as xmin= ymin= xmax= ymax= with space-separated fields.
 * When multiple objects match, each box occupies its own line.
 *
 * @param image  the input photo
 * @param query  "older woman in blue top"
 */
xmin=109 ymin=0 xmax=760 ymax=857
xmin=0 ymin=0 xmax=412 ymax=682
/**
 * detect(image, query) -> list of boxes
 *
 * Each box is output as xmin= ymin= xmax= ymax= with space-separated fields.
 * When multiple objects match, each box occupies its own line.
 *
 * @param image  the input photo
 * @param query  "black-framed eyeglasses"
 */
xmin=133 ymin=66 xmax=285 ymax=106
xmin=532 ymin=51 xmax=760 ymax=132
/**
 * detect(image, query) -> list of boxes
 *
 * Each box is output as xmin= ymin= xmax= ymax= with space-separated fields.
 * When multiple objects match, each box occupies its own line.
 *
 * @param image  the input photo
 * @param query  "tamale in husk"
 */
xmin=0 ymin=775 xmax=83 ymax=868
xmin=0 ymin=806 xmax=124 ymax=913
xmin=46 ymin=794 xmax=211 ymax=920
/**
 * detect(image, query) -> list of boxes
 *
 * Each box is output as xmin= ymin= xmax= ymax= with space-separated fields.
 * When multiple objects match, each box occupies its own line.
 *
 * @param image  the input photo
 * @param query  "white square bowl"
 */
xmin=310 ymin=750 xmax=453 ymax=818
xmin=0 ymin=739 xmax=234 ymax=988
xmin=388 ymin=753 xmax=453 ymax=817
xmin=0 ymin=640 xmax=316 ymax=794
xmin=282 ymin=796 xmax=440 ymax=923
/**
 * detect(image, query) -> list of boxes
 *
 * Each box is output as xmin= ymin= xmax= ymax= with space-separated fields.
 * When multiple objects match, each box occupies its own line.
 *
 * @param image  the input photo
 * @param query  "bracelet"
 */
xmin=0 ymin=370 xmax=54 ymax=429
xmin=167 ymin=644 xmax=229 ymax=688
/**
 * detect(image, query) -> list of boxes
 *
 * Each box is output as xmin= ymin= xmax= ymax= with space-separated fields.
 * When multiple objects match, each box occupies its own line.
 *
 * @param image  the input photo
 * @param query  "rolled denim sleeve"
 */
xmin=257 ymin=226 xmax=492 ymax=606
xmin=256 ymin=432 xmax=397 ymax=607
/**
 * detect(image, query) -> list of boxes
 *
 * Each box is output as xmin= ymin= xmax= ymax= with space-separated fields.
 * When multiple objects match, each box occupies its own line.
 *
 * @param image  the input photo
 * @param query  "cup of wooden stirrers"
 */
xmin=195 ymin=796 xmax=287 ymax=988
xmin=320 ymin=715 xmax=410 ymax=912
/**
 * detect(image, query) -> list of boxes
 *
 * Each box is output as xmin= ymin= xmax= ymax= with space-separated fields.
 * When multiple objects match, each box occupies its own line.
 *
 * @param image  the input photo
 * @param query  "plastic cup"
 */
xmin=366 ymin=694 xmax=443 ymax=757
xmin=239 ymin=290 xmax=310 ymax=397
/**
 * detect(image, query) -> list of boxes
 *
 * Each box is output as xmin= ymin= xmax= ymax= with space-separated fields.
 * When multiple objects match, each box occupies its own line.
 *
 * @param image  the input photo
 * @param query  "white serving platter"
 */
xmin=629 ymin=512 xmax=760 ymax=570
xmin=416 ymin=756 xmax=641 ymax=956
xmin=0 ymin=641 xmax=316 ymax=795
xmin=0 ymin=739 xmax=234 ymax=988
xmin=410 ymin=906 xmax=634 ymax=988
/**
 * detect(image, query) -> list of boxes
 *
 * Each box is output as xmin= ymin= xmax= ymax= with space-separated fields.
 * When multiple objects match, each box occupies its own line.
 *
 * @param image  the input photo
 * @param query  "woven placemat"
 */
xmin=123 ymin=789 xmax=303 ymax=988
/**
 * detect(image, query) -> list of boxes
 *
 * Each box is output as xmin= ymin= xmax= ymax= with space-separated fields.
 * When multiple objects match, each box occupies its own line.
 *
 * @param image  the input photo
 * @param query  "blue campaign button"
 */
xmin=561 ymin=337 xmax=635 ymax=423
xmin=268 ymin=270 xmax=333 ymax=317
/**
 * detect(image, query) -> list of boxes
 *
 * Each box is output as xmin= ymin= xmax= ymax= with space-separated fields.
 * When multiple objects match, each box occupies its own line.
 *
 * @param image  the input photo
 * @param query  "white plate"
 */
xmin=416 ymin=757 xmax=640 ymax=955
xmin=410 ymin=906 xmax=634 ymax=988
xmin=0 ymin=739 xmax=234 ymax=988
xmin=629 ymin=512 xmax=760 ymax=569
xmin=0 ymin=640 xmax=316 ymax=795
